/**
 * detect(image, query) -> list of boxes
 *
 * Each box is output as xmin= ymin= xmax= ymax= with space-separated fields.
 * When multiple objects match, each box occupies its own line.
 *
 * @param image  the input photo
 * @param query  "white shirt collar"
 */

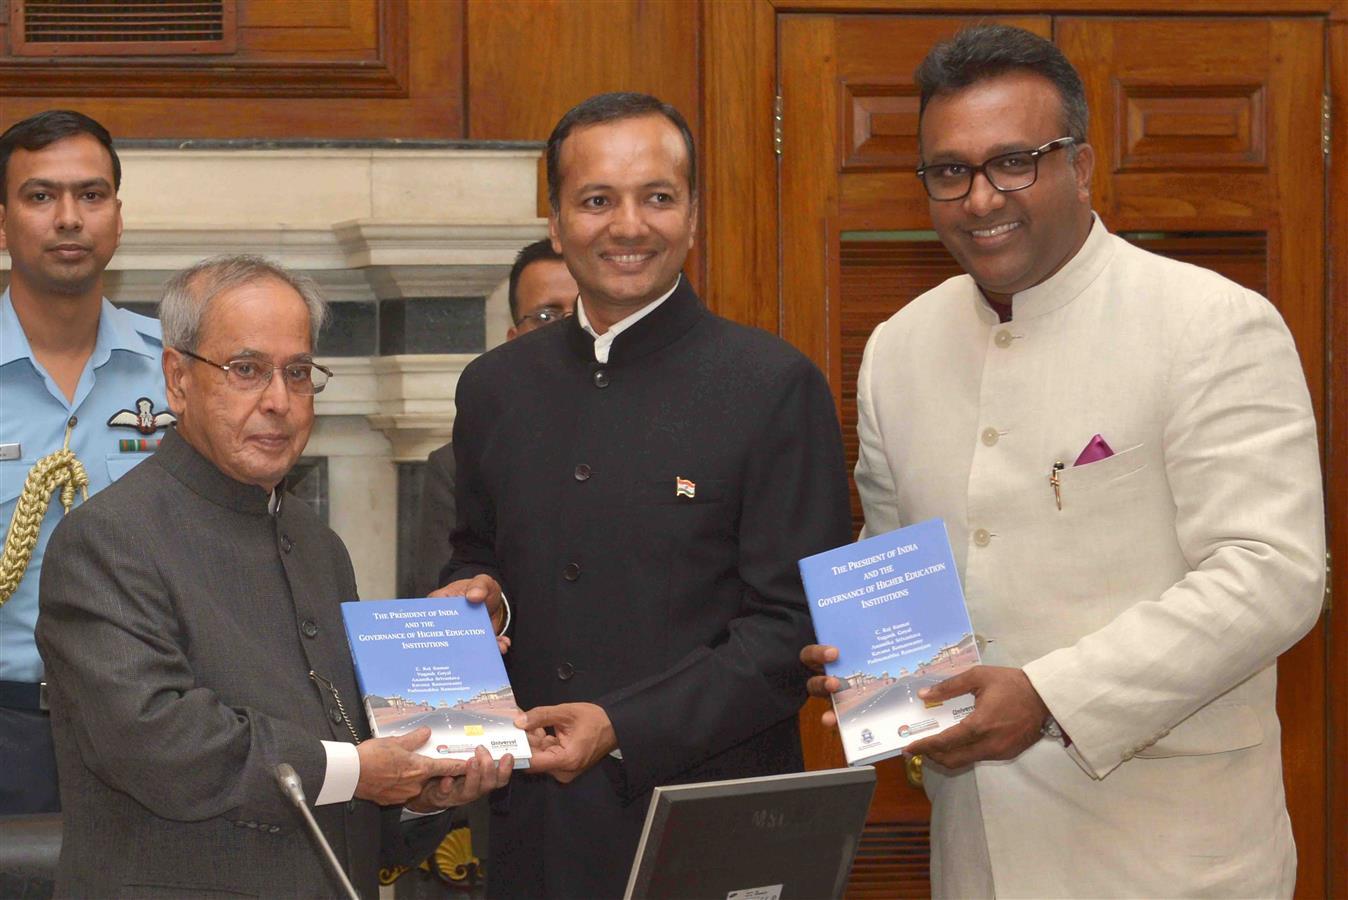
xmin=575 ymin=275 xmax=681 ymax=364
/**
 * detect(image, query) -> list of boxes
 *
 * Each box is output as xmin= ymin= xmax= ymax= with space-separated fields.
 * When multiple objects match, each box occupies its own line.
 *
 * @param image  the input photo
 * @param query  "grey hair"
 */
xmin=159 ymin=254 xmax=328 ymax=353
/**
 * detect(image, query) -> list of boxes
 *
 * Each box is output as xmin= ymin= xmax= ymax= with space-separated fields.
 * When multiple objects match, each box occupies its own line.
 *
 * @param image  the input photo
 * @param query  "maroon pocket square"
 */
xmin=1073 ymin=434 xmax=1115 ymax=467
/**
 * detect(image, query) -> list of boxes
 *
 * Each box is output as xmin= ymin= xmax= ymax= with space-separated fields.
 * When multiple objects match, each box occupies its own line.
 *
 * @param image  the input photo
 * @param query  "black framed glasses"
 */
xmin=916 ymin=137 xmax=1077 ymax=201
xmin=177 ymin=348 xmax=332 ymax=395
xmin=515 ymin=306 xmax=573 ymax=328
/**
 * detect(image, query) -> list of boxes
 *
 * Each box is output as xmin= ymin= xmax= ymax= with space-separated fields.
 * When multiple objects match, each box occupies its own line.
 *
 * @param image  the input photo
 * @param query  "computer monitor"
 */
xmin=623 ymin=767 xmax=877 ymax=900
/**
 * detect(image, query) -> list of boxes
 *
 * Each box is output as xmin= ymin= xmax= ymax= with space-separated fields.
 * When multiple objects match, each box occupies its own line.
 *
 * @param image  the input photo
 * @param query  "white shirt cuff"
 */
xmin=498 ymin=591 xmax=512 ymax=636
xmin=401 ymin=805 xmax=447 ymax=820
xmin=315 ymin=740 xmax=360 ymax=805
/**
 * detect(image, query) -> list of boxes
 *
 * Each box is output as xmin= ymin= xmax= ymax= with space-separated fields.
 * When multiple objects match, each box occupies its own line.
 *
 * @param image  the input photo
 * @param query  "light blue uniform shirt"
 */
xmin=0 ymin=288 xmax=168 ymax=682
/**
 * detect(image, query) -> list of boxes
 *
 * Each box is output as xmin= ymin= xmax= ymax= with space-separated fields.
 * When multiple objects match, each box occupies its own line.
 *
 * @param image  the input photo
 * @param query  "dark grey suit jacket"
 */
xmin=37 ymin=429 xmax=444 ymax=898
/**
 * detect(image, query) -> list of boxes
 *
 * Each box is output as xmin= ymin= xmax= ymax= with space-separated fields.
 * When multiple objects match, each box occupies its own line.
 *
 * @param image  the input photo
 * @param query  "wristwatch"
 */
xmin=1041 ymin=714 xmax=1066 ymax=742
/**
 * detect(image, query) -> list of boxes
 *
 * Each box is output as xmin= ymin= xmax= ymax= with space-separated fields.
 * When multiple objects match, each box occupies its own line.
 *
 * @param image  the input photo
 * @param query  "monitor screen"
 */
xmin=624 ymin=767 xmax=877 ymax=900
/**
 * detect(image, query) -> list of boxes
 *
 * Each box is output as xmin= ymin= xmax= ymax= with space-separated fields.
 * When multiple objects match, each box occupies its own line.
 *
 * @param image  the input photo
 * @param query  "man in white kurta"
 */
xmin=811 ymin=24 xmax=1324 ymax=899
xmin=856 ymin=215 xmax=1323 ymax=897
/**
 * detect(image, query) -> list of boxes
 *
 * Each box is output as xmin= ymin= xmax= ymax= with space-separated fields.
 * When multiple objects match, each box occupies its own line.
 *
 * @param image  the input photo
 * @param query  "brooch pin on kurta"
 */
xmin=675 ymin=476 xmax=696 ymax=499
xmin=107 ymin=397 xmax=176 ymax=434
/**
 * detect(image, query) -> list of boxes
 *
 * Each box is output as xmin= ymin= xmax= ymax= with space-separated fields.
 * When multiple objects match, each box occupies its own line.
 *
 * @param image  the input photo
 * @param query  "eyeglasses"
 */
xmin=916 ymin=137 xmax=1076 ymax=201
xmin=515 ymin=307 xmax=573 ymax=328
xmin=177 ymin=348 xmax=332 ymax=395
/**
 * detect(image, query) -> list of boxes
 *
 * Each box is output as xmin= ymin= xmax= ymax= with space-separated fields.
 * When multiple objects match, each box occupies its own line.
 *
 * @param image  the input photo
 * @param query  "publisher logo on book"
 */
xmin=859 ymin=728 xmax=876 ymax=746
xmin=898 ymin=718 xmax=940 ymax=739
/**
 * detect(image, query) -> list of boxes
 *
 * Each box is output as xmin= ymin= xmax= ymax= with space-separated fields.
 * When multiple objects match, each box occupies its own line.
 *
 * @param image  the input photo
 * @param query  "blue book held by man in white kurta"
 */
xmin=799 ymin=518 xmax=980 ymax=766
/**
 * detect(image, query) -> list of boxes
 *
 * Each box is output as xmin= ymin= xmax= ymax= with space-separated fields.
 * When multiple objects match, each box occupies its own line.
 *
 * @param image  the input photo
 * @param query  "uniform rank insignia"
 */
xmin=675 ymin=476 xmax=696 ymax=499
xmin=107 ymin=398 xmax=176 ymax=434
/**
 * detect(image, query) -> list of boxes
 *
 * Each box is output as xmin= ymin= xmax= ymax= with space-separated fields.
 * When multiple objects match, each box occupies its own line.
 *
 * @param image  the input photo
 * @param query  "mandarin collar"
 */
xmin=563 ymin=275 xmax=705 ymax=366
xmin=153 ymin=427 xmax=279 ymax=517
xmin=972 ymin=213 xmax=1114 ymax=325
xmin=0 ymin=290 xmax=158 ymax=367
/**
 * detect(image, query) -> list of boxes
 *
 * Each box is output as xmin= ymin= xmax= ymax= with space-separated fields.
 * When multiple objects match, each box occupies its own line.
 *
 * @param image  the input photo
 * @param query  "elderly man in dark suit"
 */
xmin=37 ymin=255 xmax=511 ymax=898
xmin=442 ymin=92 xmax=853 ymax=899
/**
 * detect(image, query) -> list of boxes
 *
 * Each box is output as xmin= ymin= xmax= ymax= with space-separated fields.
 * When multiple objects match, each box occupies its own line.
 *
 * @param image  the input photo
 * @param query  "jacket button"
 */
xmin=301 ymin=619 xmax=318 ymax=638
xmin=574 ymin=464 xmax=592 ymax=481
xmin=981 ymin=427 xmax=1000 ymax=447
xmin=592 ymin=369 xmax=609 ymax=388
xmin=972 ymin=528 xmax=991 ymax=547
xmin=329 ymin=706 xmax=343 ymax=725
xmin=269 ymin=825 xmax=281 ymax=833
xmin=557 ymin=662 xmax=575 ymax=681
xmin=281 ymin=534 xmax=294 ymax=553
xmin=563 ymin=562 xmax=581 ymax=581
xmin=994 ymin=329 xmax=1014 ymax=349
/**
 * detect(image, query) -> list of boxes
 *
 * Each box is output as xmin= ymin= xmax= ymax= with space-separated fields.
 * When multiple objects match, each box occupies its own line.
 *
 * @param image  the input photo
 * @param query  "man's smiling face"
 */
xmin=547 ymin=114 xmax=696 ymax=329
xmin=920 ymin=70 xmax=1094 ymax=304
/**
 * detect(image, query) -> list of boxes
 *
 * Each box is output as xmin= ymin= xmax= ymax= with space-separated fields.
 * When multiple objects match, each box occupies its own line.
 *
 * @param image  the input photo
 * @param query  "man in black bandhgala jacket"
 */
xmin=441 ymin=92 xmax=853 ymax=899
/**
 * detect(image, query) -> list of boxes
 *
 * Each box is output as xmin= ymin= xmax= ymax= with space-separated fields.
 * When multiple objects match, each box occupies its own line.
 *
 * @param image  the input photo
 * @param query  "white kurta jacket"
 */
xmin=854 ymin=217 xmax=1324 ymax=898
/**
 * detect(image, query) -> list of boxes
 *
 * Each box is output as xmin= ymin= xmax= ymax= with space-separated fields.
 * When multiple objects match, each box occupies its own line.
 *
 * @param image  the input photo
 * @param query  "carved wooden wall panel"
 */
xmin=2 ymin=0 xmax=402 ymax=96
xmin=1116 ymin=83 xmax=1267 ymax=170
xmin=0 ymin=0 xmax=461 ymax=138
xmin=10 ymin=0 xmax=238 ymax=58
xmin=841 ymin=80 xmax=921 ymax=172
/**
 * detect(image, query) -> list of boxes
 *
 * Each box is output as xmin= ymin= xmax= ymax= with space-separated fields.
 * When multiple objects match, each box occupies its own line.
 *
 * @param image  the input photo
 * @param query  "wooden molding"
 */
xmin=0 ymin=0 xmax=410 ymax=99
xmin=1325 ymin=19 xmax=1348 ymax=899
xmin=840 ymin=79 xmax=922 ymax=172
xmin=701 ymin=0 xmax=779 ymax=333
xmin=770 ymin=0 xmax=1340 ymax=10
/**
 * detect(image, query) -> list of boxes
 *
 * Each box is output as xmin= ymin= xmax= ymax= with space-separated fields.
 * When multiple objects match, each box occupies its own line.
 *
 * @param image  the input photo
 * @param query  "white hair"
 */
xmin=159 ymin=254 xmax=328 ymax=352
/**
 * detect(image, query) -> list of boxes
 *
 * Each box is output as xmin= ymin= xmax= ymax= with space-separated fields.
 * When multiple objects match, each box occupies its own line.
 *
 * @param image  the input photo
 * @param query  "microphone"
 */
xmin=274 ymin=763 xmax=361 ymax=900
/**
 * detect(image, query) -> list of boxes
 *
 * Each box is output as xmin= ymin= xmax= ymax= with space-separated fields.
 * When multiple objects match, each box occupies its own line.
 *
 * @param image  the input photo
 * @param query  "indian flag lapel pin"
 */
xmin=675 ymin=476 xmax=696 ymax=499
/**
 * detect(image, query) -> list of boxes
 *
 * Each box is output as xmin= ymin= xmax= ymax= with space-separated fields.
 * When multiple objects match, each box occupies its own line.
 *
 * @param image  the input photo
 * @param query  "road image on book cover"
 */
xmin=799 ymin=518 xmax=980 ymax=766
xmin=340 ymin=597 xmax=531 ymax=768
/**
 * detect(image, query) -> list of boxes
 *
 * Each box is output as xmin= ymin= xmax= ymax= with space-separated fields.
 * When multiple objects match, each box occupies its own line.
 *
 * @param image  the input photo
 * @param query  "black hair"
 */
xmin=0 ymin=109 xmax=121 ymax=202
xmin=508 ymin=238 xmax=567 ymax=323
xmin=915 ymin=25 xmax=1089 ymax=147
xmin=545 ymin=91 xmax=696 ymax=213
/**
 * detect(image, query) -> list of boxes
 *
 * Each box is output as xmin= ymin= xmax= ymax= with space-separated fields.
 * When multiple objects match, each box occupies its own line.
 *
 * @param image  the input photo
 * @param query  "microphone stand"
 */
xmin=274 ymin=762 xmax=362 ymax=900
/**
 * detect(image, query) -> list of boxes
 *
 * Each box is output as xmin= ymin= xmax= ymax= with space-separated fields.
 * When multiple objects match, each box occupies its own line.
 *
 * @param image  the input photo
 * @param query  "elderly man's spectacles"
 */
xmin=916 ymin=137 xmax=1076 ymax=202
xmin=177 ymin=349 xmax=332 ymax=395
xmin=515 ymin=307 xmax=573 ymax=328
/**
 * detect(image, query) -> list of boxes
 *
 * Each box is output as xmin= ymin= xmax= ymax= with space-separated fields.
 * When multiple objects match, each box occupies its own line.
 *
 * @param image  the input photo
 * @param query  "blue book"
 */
xmin=799 ymin=519 xmax=980 ymax=766
xmin=340 ymin=597 xmax=531 ymax=769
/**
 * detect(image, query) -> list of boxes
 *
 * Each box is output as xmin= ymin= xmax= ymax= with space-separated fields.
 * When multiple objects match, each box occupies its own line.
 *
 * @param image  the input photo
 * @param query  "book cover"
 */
xmin=799 ymin=519 xmax=980 ymax=766
xmin=340 ymin=597 xmax=531 ymax=768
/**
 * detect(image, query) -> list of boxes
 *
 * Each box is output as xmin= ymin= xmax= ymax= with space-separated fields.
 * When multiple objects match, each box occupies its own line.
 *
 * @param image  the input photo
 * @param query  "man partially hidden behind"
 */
xmin=802 ymin=25 xmax=1324 ymax=898
xmin=413 ymin=239 xmax=577 ymax=596
xmin=38 ymin=255 xmax=510 ymax=898
xmin=443 ymin=93 xmax=853 ymax=898
xmin=0 ymin=110 xmax=169 ymax=814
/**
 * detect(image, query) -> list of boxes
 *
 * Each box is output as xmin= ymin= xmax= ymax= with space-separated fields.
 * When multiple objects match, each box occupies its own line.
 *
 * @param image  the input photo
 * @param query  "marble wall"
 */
xmin=2 ymin=140 xmax=547 ymax=599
